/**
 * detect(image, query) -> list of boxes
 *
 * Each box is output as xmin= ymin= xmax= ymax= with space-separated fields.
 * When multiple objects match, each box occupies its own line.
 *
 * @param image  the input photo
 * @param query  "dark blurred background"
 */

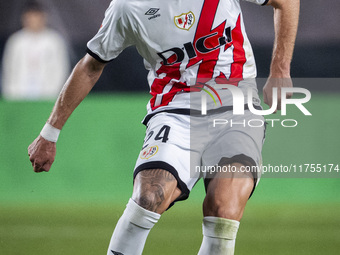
xmin=0 ymin=0 xmax=339 ymax=93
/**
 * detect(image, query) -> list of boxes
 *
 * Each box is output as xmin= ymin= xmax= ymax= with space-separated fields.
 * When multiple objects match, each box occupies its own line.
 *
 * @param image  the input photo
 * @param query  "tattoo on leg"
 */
xmin=135 ymin=169 xmax=176 ymax=212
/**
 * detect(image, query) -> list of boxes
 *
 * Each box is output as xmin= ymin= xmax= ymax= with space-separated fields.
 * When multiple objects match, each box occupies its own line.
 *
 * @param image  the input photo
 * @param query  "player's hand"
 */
xmin=263 ymin=76 xmax=293 ymax=113
xmin=28 ymin=136 xmax=56 ymax=173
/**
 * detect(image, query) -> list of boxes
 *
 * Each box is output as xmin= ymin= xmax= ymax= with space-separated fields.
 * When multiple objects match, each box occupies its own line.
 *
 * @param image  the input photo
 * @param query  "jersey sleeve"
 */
xmin=87 ymin=0 xmax=134 ymax=63
xmin=243 ymin=0 xmax=269 ymax=6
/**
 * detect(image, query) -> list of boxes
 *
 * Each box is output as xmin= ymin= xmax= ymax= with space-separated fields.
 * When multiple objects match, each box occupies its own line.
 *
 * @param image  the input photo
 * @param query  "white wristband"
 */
xmin=40 ymin=123 xmax=61 ymax=143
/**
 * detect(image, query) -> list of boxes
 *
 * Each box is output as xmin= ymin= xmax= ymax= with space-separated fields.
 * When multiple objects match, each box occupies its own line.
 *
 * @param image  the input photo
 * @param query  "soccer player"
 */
xmin=28 ymin=0 xmax=299 ymax=254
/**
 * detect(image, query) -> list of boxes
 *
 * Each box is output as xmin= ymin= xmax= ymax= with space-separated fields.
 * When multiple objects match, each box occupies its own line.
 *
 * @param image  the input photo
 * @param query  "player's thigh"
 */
xmin=203 ymin=163 xmax=254 ymax=221
xmin=133 ymin=113 xmax=199 ymax=213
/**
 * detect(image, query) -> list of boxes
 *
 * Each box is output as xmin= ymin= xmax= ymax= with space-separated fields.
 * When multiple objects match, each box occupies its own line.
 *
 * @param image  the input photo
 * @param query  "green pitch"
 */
xmin=0 ymin=93 xmax=339 ymax=254
xmin=1 ymin=201 xmax=340 ymax=255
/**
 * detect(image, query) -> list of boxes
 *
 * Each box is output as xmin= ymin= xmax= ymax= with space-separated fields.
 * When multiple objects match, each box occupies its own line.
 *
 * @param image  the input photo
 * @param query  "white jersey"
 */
xmin=87 ymin=0 xmax=268 ymax=115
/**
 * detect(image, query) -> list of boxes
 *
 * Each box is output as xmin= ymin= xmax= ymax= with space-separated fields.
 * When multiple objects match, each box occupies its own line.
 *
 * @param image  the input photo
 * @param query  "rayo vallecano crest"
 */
xmin=174 ymin=11 xmax=195 ymax=31
xmin=140 ymin=145 xmax=159 ymax=160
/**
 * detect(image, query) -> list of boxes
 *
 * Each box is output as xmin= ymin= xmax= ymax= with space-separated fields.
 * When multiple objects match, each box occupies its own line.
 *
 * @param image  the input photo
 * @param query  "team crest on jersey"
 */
xmin=140 ymin=146 xmax=159 ymax=159
xmin=174 ymin=11 xmax=195 ymax=31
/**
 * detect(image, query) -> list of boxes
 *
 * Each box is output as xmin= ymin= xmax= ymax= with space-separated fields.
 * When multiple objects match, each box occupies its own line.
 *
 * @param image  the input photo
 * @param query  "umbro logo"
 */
xmin=145 ymin=8 xmax=161 ymax=20
xmin=145 ymin=8 xmax=159 ymax=15
xmin=111 ymin=251 xmax=124 ymax=255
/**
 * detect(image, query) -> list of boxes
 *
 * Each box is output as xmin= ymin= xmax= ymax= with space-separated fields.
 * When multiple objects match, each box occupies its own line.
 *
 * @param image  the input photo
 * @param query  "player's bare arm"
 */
xmin=28 ymin=54 xmax=106 ymax=173
xmin=263 ymin=0 xmax=300 ymax=110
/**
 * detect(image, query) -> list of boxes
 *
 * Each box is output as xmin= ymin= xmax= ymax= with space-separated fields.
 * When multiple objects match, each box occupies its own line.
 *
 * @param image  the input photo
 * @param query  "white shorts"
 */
xmin=134 ymin=110 xmax=266 ymax=202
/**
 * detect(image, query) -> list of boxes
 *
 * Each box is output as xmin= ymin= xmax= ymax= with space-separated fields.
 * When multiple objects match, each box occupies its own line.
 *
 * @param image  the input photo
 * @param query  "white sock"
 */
xmin=107 ymin=198 xmax=160 ymax=255
xmin=197 ymin=217 xmax=240 ymax=255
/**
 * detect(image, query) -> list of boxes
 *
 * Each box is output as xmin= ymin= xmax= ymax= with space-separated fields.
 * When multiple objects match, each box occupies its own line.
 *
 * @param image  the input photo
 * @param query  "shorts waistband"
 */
xmin=142 ymin=104 xmax=262 ymax=125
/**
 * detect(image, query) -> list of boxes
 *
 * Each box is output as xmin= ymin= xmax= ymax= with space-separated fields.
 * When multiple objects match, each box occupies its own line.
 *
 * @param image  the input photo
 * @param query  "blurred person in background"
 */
xmin=1 ymin=0 xmax=69 ymax=100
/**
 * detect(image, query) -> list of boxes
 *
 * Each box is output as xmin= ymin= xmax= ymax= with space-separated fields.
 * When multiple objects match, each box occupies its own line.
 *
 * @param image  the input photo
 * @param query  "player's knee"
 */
xmin=135 ymin=191 xmax=158 ymax=210
xmin=203 ymin=197 xmax=243 ymax=221
xmin=133 ymin=187 xmax=170 ymax=213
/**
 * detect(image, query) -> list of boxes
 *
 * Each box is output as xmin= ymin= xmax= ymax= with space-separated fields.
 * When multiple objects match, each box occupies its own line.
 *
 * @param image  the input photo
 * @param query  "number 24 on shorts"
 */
xmin=142 ymin=125 xmax=171 ymax=149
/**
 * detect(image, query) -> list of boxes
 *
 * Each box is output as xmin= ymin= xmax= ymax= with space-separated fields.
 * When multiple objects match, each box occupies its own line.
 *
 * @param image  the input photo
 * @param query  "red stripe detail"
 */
xmin=149 ymin=63 xmax=182 ymax=110
xmin=150 ymin=0 xmax=224 ymax=110
xmin=215 ymin=15 xmax=245 ymax=86
xmin=229 ymin=15 xmax=246 ymax=81
xmin=187 ymin=0 xmax=226 ymax=84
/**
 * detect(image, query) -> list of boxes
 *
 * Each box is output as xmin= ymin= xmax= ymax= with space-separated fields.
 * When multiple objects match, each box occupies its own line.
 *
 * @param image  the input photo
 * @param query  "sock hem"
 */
xmin=202 ymin=216 xmax=240 ymax=240
xmin=125 ymin=198 xmax=161 ymax=229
